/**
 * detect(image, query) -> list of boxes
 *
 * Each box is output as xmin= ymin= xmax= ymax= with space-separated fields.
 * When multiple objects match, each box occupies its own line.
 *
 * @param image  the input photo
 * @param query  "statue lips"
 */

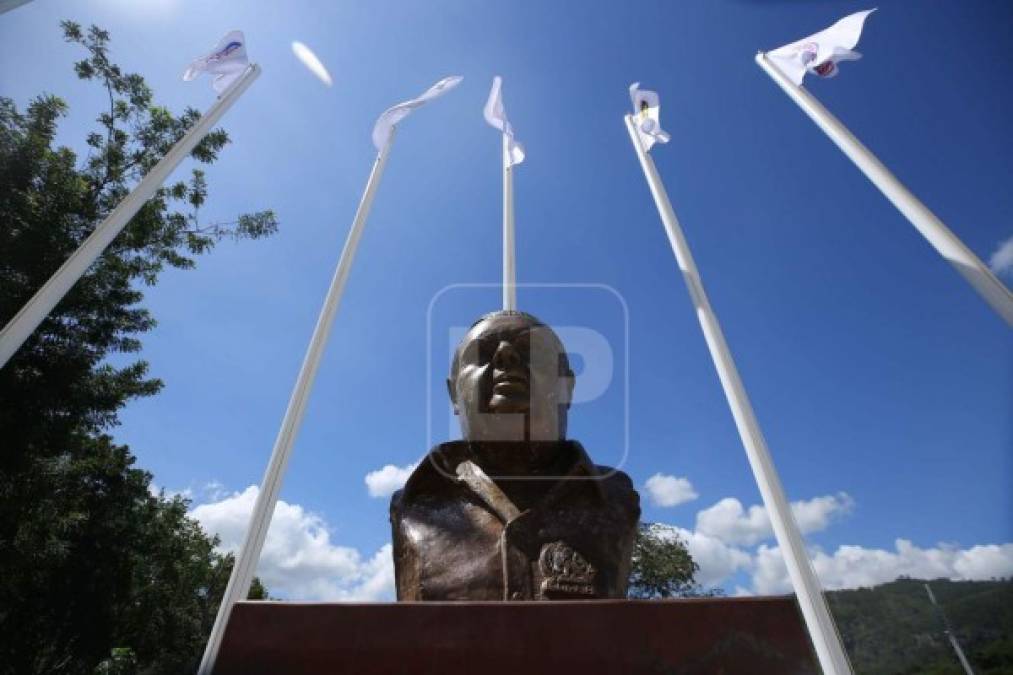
xmin=490 ymin=369 xmax=529 ymax=410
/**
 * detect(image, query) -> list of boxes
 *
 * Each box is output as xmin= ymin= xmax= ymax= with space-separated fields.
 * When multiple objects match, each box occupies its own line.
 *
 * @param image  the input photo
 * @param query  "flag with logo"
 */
xmin=182 ymin=30 xmax=249 ymax=94
xmin=768 ymin=9 xmax=875 ymax=86
xmin=484 ymin=76 xmax=525 ymax=167
xmin=629 ymin=83 xmax=670 ymax=152
xmin=372 ymin=75 xmax=463 ymax=151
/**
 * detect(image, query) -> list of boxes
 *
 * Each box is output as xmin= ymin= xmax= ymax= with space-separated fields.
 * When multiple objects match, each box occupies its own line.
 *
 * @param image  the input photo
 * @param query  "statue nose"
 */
xmin=492 ymin=340 xmax=521 ymax=370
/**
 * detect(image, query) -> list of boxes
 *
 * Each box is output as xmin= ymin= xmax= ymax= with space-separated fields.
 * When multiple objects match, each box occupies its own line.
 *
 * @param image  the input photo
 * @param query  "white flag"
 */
xmin=182 ymin=30 xmax=249 ymax=94
xmin=291 ymin=41 xmax=333 ymax=87
xmin=629 ymin=83 xmax=671 ymax=152
xmin=372 ymin=75 xmax=463 ymax=151
xmin=768 ymin=9 xmax=876 ymax=86
xmin=484 ymin=76 xmax=525 ymax=167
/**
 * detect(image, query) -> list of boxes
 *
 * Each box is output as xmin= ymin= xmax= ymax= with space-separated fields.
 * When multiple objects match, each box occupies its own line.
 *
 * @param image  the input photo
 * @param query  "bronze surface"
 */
xmin=391 ymin=311 xmax=640 ymax=601
xmin=214 ymin=597 xmax=820 ymax=675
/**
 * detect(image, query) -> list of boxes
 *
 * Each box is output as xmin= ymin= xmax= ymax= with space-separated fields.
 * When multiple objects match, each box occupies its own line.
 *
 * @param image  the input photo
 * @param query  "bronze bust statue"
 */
xmin=390 ymin=311 xmax=640 ymax=601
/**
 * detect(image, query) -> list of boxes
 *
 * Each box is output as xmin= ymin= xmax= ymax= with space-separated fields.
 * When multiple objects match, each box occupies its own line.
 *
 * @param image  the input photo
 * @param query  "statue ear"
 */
xmin=561 ymin=368 xmax=575 ymax=410
xmin=446 ymin=377 xmax=459 ymax=414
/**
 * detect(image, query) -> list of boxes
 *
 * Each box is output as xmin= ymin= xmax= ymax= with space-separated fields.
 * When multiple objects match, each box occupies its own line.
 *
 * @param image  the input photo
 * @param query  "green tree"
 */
xmin=627 ymin=522 xmax=713 ymax=599
xmin=94 ymin=648 xmax=138 ymax=675
xmin=0 ymin=21 xmax=275 ymax=674
xmin=826 ymin=577 xmax=1013 ymax=675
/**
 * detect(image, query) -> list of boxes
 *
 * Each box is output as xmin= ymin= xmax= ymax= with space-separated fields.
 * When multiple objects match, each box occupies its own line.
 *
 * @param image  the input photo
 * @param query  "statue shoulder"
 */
xmin=595 ymin=465 xmax=635 ymax=490
xmin=389 ymin=446 xmax=460 ymax=519
xmin=594 ymin=465 xmax=640 ymax=517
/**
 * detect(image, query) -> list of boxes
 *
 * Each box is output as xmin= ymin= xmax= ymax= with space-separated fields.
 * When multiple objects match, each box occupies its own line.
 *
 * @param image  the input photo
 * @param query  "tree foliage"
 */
xmin=627 ymin=522 xmax=711 ymax=599
xmin=828 ymin=577 xmax=1013 ymax=674
xmin=0 ymin=21 xmax=275 ymax=674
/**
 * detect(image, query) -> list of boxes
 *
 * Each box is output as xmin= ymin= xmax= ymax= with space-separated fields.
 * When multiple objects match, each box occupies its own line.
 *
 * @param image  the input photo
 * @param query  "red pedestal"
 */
xmin=215 ymin=597 xmax=819 ymax=674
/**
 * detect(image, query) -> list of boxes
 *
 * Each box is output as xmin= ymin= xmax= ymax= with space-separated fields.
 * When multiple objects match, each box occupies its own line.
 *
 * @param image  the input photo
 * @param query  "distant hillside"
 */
xmin=826 ymin=577 xmax=1013 ymax=674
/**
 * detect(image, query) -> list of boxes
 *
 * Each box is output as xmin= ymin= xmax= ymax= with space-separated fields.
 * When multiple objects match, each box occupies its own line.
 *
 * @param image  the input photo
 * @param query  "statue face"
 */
xmin=448 ymin=313 xmax=574 ymax=442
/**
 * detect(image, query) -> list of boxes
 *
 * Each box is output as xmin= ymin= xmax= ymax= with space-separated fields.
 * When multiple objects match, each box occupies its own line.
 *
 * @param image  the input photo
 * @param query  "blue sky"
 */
xmin=2 ymin=0 xmax=1010 ymax=602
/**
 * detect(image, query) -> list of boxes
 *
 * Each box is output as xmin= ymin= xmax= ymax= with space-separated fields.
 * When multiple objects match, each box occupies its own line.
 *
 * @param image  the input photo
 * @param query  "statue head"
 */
xmin=447 ymin=311 xmax=575 ymax=443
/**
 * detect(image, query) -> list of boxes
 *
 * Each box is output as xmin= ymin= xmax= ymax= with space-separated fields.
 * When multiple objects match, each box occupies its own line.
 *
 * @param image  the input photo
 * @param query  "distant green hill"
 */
xmin=826 ymin=577 xmax=1013 ymax=674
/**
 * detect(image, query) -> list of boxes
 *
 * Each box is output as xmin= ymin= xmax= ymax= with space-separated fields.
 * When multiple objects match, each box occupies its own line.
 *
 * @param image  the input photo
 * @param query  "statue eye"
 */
xmin=478 ymin=339 xmax=496 ymax=364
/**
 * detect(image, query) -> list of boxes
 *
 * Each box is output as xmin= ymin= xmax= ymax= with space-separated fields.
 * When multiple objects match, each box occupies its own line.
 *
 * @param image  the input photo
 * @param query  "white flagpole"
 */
xmin=196 ymin=126 xmax=397 ymax=675
xmin=756 ymin=52 xmax=1013 ymax=327
xmin=0 ymin=0 xmax=32 ymax=14
xmin=624 ymin=114 xmax=853 ymax=675
xmin=502 ymin=134 xmax=517 ymax=311
xmin=0 ymin=64 xmax=262 ymax=370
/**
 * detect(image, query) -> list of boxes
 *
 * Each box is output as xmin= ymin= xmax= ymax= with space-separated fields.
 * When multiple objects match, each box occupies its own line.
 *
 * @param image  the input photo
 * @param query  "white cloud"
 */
xmin=647 ymin=523 xmax=752 ymax=588
xmin=695 ymin=498 xmax=771 ymax=546
xmin=988 ymin=235 xmax=1013 ymax=276
xmin=695 ymin=493 xmax=854 ymax=546
xmin=952 ymin=543 xmax=1013 ymax=579
xmin=190 ymin=486 xmax=394 ymax=601
xmin=678 ymin=527 xmax=753 ymax=587
xmin=792 ymin=492 xmax=855 ymax=534
xmin=187 ymin=484 xmax=1011 ymax=601
xmin=751 ymin=539 xmax=1013 ymax=595
xmin=149 ymin=482 xmax=193 ymax=500
xmin=202 ymin=480 xmax=228 ymax=502
xmin=364 ymin=463 xmax=417 ymax=498
xmin=643 ymin=473 xmax=699 ymax=508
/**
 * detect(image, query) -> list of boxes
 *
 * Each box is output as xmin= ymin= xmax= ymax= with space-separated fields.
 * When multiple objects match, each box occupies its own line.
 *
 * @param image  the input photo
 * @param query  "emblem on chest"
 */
xmin=538 ymin=541 xmax=597 ymax=598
